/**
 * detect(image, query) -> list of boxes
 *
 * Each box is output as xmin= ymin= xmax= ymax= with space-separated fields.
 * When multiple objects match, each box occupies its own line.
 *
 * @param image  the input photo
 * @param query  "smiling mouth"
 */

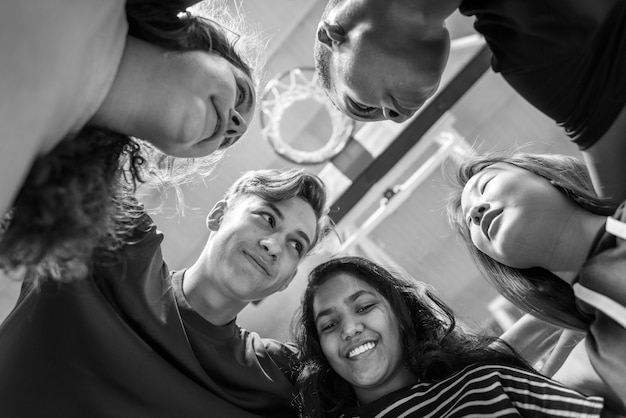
xmin=244 ymin=251 xmax=269 ymax=276
xmin=481 ymin=209 xmax=503 ymax=240
xmin=348 ymin=341 xmax=376 ymax=358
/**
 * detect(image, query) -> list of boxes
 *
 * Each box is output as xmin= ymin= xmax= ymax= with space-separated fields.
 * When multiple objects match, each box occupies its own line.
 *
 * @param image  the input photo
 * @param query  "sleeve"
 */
xmin=0 ymin=1 xmax=127 ymax=216
xmin=494 ymin=365 xmax=604 ymax=417
xmin=459 ymin=0 xmax=626 ymax=148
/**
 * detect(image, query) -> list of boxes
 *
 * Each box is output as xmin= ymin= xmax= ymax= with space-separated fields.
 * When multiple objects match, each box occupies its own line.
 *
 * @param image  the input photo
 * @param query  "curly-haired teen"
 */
xmin=292 ymin=256 xmax=608 ymax=417
xmin=1 ymin=0 xmax=261 ymax=281
xmin=1 ymin=0 xmax=259 ymax=225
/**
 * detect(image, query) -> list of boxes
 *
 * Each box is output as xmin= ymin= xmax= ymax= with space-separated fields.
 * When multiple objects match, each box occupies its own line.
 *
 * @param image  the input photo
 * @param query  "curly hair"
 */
xmin=292 ymin=256 xmax=532 ymax=418
xmin=0 ymin=1 xmax=262 ymax=284
xmin=0 ymin=129 xmax=145 ymax=284
xmin=446 ymin=152 xmax=615 ymax=331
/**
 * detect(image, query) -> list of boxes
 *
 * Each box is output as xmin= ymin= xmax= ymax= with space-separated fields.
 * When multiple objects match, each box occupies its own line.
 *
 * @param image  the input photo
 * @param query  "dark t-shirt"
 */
xmin=460 ymin=0 xmax=626 ymax=149
xmin=0 ymin=214 xmax=298 ymax=418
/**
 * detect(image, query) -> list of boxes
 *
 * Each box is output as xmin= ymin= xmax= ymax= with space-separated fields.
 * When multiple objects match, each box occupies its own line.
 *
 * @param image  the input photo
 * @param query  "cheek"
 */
xmin=320 ymin=335 xmax=338 ymax=364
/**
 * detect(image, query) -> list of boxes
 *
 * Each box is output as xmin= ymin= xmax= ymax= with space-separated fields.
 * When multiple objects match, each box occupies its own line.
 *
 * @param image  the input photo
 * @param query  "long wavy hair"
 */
xmin=0 ymin=1 xmax=261 ymax=284
xmin=292 ymin=256 xmax=532 ymax=418
xmin=125 ymin=0 xmax=261 ymax=186
xmin=1 ymin=130 xmax=145 ymax=284
xmin=446 ymin=152 xmax=615 ymax=331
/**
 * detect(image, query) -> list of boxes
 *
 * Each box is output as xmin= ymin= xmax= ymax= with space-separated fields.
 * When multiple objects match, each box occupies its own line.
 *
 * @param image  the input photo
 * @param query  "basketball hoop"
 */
xmin=259 ymin=67 xmax=355 ymax=165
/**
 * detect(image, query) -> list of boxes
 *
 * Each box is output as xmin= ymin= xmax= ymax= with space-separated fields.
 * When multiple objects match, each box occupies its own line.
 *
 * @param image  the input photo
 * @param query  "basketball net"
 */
xmin=259 ymin=67 xmax=355 ymax=165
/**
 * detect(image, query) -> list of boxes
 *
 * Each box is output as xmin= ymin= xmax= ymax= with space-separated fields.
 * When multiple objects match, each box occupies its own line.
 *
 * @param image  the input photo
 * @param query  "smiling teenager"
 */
xmin=0 ymin=0 xmax=260 ymax=283
xmin=313 ymin=0 xmax=626 ymax=205
xmin=292 ymin=256 xmax=611 ymax=418
xmin=0 ymin=168 xmax=333 ymax=417
xmin=448 ymin=151 xmax=626 ymax=412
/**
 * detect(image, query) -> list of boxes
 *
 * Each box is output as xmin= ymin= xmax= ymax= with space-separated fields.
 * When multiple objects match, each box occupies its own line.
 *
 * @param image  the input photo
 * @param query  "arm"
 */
xmin=499 ymin=314 xmax=566 ymax=369
xmin=1 ymin=1 xmax=127 ymax=217
xmin=553 ymin=340 xmax=625 ymax=417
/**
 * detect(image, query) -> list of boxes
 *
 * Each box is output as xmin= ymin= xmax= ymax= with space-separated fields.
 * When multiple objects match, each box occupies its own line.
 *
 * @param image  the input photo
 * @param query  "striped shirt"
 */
xmin=342 ymin=363 xmax=604 ymax=418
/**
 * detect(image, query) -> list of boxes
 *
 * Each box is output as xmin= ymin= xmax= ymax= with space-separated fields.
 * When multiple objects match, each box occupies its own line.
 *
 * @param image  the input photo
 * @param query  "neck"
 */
xmin=183 ymin=261 xmax=248 ymax=326
xmin=88 ymin=36 xmax=162 ymax=139
xmin=545 ymin=209 xmax=606 ymax=278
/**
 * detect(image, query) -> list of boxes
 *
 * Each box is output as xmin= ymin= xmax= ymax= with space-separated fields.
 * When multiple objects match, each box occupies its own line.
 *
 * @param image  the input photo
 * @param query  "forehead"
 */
xmin=313 ymin=272 xmax=379 ymax=313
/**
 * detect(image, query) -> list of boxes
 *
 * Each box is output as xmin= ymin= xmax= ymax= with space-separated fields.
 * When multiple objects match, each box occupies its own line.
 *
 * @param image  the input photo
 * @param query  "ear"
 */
xmin=207 ymin=200 xmax=227 ymax=231
xmin=278 ymin=269 xmax=299 ymax=292
xmin=316 ymin=21 xmax=346 ymax=50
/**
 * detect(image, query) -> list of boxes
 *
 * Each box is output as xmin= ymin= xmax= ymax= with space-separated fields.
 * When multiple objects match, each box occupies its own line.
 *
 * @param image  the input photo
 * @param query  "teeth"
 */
xmin=348 ymin=342 xmax=376 ymax=358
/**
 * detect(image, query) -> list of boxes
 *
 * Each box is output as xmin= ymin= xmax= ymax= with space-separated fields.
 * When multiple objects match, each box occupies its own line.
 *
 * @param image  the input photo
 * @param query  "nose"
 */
xmin=341 ymin=317 xmax=363 ymax=341
xmin=225 ymin=109 xmax=249 ymax=137
xmin=382 ymin=107 xmax=411 ymax=123
xmin=260 ymin=236 xmax=281 ymax=260
xmin=469 ymin=202 xmax=490 ymax=225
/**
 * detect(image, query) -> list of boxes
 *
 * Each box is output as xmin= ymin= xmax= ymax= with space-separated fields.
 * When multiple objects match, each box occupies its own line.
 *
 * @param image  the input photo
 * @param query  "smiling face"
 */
xmin=205 ymin=195 xmax=316 ymax=302
xmin=313 ymin=272 xmax=416 ymax=404
xmin=460 ymin=163 xmax=578 ymax=269
xmin=315 ymin=1 xmax=450 ymax=123
xmin=145 ymin=49 xmax=256 ymax=158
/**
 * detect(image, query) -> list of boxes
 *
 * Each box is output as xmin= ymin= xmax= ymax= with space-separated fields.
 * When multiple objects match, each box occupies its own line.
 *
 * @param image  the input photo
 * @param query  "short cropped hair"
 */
xmin=224 ymin=168 xmax=333 ymax=251
xmin=313 ymin=0 xmax=342 ymax=93
xmin=447 ymin=152 xmax=615 ymax=330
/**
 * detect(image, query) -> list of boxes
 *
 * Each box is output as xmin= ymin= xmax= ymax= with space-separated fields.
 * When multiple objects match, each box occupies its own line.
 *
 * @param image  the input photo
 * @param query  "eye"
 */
xmin=480 ymin=176 xmax=494 ymax=194
xmin=290 ymin=240 xmax=304 ymax=256
xmin=260 ymin=212 xmax=275 ymax=228
xmin=219 ymin=136 xmax=235 ymax=150
xmin=236 ymin=80 xmax=251 ymax=107
xmin=320 ymin=320 xmax=337 ymax=333
xmin=356 ymin=303 xmax=375 ymax=314
xmin=349 ymin=98 xmax=377 ymax=115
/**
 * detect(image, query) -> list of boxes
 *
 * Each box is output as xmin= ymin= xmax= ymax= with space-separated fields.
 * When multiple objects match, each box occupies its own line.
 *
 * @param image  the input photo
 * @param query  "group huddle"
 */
xmin=2 ymin=0 xmax=626 ymax=417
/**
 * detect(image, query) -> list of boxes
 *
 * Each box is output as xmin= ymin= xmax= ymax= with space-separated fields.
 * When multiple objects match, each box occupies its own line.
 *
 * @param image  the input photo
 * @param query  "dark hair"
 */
xmin=446 ymin=152 xmax=615 ymax=330
xmin=292 ymin=256 xmax=532 ymax=417
xmin=224 ymin=168 xmax=333 ymax=251
xmin=126 ymin=0 xmax=252 ymax=79
xmin=0 ymin=130 xmax=145 ymax=284
xmin=0 ymin=2 xmax=259 ymax=284
xmin=313 ymin=0 xmax=341 ymax=93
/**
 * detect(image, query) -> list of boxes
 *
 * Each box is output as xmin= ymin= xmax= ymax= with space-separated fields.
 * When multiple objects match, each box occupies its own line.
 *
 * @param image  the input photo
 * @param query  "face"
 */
xmin=313 ymin=272 xmax=416 ymax=403
xmin=317 ymin=5 xmax=450 ymax=123
xmin=460 ymin=163 xmax=577 ymax=269
xmin=146 ymin=50 xmax=256 ymax=158
xmin=205 ymin=195 xmax=316 ymax=302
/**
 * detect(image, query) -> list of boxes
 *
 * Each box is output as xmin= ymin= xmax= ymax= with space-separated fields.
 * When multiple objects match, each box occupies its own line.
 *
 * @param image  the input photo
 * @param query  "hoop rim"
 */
xmin=259 ymin=67 xmax=355 ymax=165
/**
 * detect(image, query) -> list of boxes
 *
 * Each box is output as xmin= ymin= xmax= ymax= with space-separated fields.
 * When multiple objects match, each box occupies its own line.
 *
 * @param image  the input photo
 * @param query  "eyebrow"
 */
xmin=266 ymin=202 xmax=312 ymax=250
xmin=314 ymin=289 xmax=375 ymax=322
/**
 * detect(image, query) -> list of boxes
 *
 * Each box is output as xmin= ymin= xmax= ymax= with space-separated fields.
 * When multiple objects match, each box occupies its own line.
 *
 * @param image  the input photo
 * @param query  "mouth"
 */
xmin=391 ymin=96 xmax=422 ymax=117
xmin=244 ymin=251 xmax=270 ymax=276
xmin=347 ymin=341 xmax=376 ymax=359
xmin=480 ymin=208 xmax=503 ymax=240
xmin=212 ymin=107 xmax=223 ymax=139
